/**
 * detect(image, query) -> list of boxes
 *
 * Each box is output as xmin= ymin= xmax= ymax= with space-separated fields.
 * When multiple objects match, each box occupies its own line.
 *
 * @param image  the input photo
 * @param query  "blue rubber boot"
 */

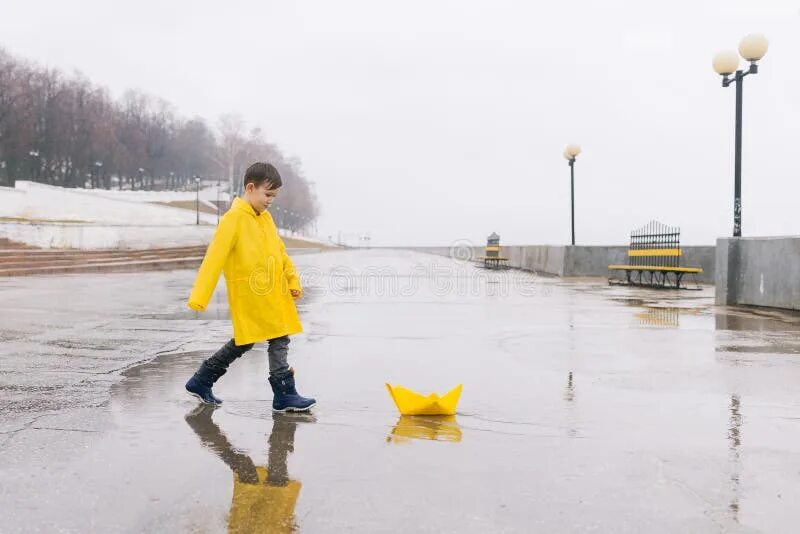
xmin=185 ymin=375 xmax=223 ymax=406
xmin=185 ymin=340 xmax=253 ymax=406
xmin=268 ymin=370 xmax=316 ymax=412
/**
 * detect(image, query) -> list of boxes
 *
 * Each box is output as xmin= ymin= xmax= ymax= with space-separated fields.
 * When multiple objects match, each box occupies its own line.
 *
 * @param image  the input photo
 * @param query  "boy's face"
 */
xmin=244 ymin=182 xmax=279 ymax=213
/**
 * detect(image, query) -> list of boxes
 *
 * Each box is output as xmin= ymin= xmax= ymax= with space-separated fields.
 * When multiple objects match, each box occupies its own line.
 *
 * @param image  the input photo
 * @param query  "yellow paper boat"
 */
xmin=385 ymin=383 xmax=463 ymax=416
xmin=387 ymin=415 xmax=462 ymax=443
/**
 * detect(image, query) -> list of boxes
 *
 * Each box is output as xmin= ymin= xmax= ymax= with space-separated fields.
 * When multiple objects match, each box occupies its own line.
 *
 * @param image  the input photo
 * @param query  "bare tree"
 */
xmin=0 ymin=47 xmax=320 ymax=230
xmin=216 ymin=113 xmax=245 ymax=199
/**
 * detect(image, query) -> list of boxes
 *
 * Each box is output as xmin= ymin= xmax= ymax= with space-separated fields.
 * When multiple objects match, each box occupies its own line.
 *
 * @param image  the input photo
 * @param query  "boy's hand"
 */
xmin=290 ymin=289 xmax=301 ymax=299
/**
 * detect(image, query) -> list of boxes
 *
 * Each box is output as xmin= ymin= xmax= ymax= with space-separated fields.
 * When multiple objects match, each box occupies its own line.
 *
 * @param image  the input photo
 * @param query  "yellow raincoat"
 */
xmin=188 ymin=197 xmax=303 ymax=345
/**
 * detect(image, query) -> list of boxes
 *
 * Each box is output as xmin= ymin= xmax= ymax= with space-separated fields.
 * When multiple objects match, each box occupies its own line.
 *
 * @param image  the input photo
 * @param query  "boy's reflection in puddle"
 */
xmin=185 ymin=405 xmax=314 ymax=533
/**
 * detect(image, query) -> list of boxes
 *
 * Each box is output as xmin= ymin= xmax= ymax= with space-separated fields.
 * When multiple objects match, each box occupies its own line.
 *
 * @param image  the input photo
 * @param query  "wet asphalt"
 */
xmin=2 ymin=249 xmax=800 ymax=533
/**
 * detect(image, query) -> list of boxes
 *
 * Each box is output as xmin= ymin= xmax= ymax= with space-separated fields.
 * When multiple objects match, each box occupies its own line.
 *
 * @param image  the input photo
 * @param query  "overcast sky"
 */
xmin=1 ymin=0 xmax=798 ymax=246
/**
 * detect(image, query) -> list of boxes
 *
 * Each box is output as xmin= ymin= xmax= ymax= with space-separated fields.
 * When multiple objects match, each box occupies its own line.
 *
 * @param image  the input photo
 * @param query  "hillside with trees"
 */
xmin=0 ymin=47 xmax=318 ymax=232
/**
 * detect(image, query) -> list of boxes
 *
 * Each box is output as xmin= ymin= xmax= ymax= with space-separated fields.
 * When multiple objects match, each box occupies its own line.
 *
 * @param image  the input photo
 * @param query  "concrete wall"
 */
xmin=0 ymin=186 xmax=26 ymax=215
xmin=405 ymin=244 xmax=716 ymax=283
xmin=0 ymin=220 xmax=327 ymax=250
xmin=2 ymin=181 xmax=221 ymax=225
xmin=0 ymin=221 xmax=216 ymax=249
xmin=564 ymin=246 xmax=625 ymax=277
xmin=716 ymin=236 xmax=800 ymax=310
xmin=680 ymin=247 xmax=717 ymax=283
xmin=508 ymin=246 xmax=569 ymax=276
xmin=74 ymin=185 xmax=230 ymax=204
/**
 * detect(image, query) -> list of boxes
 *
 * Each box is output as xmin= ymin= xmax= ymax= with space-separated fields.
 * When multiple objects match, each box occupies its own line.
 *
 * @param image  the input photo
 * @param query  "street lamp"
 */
xmin=563 ymin=143 xmax=582 ymax=246
xmin=712 ymin=33 xmax=769 ymax=237
xmin=28 ymin=150 xmax=40 ymax=181
xmin=94 ymin=161 xmax=103 ymax=188
xmin=194 ymin=176 xmax=201 ymax=225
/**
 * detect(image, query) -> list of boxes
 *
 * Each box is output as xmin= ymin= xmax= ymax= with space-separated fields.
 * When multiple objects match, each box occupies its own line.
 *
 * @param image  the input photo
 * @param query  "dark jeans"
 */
xmin=194 ymin=336 xmax=291 ymax=386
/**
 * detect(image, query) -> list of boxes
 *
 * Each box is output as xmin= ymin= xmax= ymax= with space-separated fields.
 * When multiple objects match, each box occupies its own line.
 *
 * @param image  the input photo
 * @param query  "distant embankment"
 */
xmin=0 ymin=239 xmax=322 ymax=277
xmin=404 ymin=245 xmax=716 ymax=284
xmin=0 ymin=221 xmax=328 ymax=251
xmin=0 ymin=181 xmax=329 ymax=251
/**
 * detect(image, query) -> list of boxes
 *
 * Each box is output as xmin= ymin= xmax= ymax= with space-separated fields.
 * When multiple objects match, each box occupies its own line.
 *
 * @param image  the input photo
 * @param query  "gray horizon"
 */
xmin=1 ymin=0 xmax=798 ymax=246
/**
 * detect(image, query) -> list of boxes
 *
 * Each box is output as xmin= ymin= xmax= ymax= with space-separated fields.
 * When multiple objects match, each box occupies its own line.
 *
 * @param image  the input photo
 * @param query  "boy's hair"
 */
xmin=243 ymin=162 xmax=282 ymax=190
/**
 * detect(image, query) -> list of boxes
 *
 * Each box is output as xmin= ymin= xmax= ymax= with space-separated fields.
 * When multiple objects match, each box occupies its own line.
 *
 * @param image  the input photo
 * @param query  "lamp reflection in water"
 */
xmin=728 ymin=394 xmax=743 ymax=523
xmin=185 ymin=405 xmax=314 ymax=533
xmin=564 ymin=371 xmax=579 ymax=438
xmin=387 ymin=415 xmax=462 ymax=443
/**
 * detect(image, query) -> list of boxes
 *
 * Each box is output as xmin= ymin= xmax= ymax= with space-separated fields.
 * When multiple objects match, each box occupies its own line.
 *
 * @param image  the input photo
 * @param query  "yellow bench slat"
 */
xmin=608 ymin=265 xmax=702 ymax=273
xmin=628 ymin=248 xmax=681 ymax=257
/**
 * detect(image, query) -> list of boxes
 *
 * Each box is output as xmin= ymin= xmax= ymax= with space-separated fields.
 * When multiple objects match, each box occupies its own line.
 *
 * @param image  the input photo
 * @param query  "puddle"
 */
xmin=44 ymin=339 xmax=123 ymax=351
xmin=634 ymin=306 xmax=706 ymax=328
xmin=386 ymin=415 xmax=463 ymax=443
xmin=715 ymin=306 xmax=800 ymax=332
xmin=183 ymin=405 xmax=312 ymax=533
xmin=718 ymin=344 xmax=800 ymax=355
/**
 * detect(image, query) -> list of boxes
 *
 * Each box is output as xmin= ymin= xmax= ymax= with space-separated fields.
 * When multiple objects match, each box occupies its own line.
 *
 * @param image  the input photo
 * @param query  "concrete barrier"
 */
xmin=0 ymin=220 xmax=329 ymax=252
xmin=0 ymin=221 xmax=216 ymax=249
xmin=716 ymin=236 xmax=800 ymax=310
xmin=3 ymin=181 xmax=221 ymax=225
xmin=404 ymin=245 xmax=716 ymax=283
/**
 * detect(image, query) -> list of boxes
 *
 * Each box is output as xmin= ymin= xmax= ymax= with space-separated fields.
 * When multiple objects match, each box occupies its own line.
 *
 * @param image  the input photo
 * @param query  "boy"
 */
xmin=185 ymin=162 xmax=316 ymax=412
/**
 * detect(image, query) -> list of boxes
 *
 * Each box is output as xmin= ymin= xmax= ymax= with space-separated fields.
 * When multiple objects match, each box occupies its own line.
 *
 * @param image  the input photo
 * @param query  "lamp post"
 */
xmin=94 ymin=161 xmax=103 ymax=189
xmin=194 ymin=176 xmax=201 ymax=225
xmin=712 ymin=33 xmax=769 ymax=237
xmin=563 ymin=144 xmax=582 ymax=246
xmin=28 ymin=150 xmax=40 ymax=181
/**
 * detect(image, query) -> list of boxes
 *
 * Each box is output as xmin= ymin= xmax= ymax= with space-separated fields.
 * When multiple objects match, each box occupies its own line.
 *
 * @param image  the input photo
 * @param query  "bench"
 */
xmin=478 ymin=232 xmax=509 ymax=270
xmin=608 ymin=221 xmax=702 ymax=289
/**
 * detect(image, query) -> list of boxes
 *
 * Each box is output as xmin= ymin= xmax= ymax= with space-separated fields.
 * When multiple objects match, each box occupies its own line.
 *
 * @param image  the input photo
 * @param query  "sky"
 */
xmin=1 ymin=0 xmax=798 ymax=246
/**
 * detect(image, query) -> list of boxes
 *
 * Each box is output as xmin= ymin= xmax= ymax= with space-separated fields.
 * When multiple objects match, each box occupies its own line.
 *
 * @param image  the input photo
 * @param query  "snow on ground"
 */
xmin=2 ymin=181 xmax=222 ymax=225
xmin=0 ymin=181 xmax=329 ymax=249
xmin=78 ymin=183 xmax=230 ymax=206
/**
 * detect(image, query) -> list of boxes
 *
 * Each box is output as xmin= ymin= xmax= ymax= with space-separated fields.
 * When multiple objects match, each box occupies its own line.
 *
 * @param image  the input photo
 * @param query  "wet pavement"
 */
xmin=2 ymin=249 xmax=800 ymax=533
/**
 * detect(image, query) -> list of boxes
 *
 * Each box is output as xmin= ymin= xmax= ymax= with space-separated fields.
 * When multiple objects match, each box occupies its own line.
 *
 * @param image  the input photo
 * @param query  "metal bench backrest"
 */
xmin=485 ymin=232 xmax=501 ymax=259
xmin=628 ymin=221 xmax=681 ymax=268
